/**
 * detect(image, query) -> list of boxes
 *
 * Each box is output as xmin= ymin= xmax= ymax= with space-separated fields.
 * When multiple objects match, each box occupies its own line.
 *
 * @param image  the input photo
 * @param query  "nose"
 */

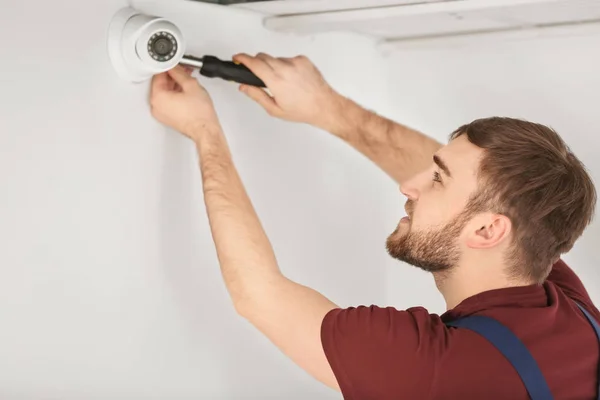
xmin=399 ymin=175 xmax=420 ymax=201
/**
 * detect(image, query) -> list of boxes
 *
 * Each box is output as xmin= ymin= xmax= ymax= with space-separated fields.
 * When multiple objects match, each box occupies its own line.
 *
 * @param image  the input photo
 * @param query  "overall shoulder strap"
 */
xmin=446 ymin=316 xmax=554 ymax=400
xmin=574 ymin=302 xmax=600 ymax=400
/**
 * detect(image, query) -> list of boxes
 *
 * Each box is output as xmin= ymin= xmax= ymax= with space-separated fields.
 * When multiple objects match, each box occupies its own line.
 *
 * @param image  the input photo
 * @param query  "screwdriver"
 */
xmin=180 ymin=54 xmax=266 ymax=88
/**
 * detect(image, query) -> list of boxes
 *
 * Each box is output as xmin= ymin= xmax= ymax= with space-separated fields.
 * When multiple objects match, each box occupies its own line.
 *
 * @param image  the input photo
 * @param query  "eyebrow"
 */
xmin=433 ymin=155 xmax=452 ymax=178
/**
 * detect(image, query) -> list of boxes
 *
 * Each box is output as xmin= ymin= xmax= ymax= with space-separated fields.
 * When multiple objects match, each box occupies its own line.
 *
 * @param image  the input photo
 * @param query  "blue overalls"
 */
xmin=445 ymin=302 xmax=600 ymax=400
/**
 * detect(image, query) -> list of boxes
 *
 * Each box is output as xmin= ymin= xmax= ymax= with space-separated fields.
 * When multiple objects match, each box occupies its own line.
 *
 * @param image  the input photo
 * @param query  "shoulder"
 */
xmin=546 ymin=258 xmax=599 ymax=318
xmin=322 ymin=304 xmax=448 ymax=343
xmin=320 ymin=305 xmax=452 ymax=399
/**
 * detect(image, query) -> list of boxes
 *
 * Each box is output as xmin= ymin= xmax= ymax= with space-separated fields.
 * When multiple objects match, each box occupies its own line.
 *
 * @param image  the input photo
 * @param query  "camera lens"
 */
xmin=147 ymin=31 xmax=178 ymax=62
xmin=153 ymin=38 xmax=173 ymax=55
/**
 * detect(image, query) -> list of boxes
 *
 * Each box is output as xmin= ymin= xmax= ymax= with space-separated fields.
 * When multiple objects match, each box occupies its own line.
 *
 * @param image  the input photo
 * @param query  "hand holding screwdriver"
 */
xmin=232 ymin=52 xmax=345 ymax=131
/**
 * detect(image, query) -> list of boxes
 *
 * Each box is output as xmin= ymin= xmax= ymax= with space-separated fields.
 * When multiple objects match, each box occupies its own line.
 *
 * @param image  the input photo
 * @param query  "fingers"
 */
xmin=167 ymin=65 xmax=197 ymax=90
xmin=256 ymin=52 xmax=284 ymax=69
xmin=233 ymin=53 xmax=276 ymax=82
xmin=149 ymin=72 xmax=175 ymax=110
xmin=278 ymin=57 xmax=297 ymax=65
xmin=239 ymin=84 xmax=281 ymax=117
xmin=152 ymin=66 xmax=195 ymax=96
xmin=151 ymin=72 xmax=171 ymax=94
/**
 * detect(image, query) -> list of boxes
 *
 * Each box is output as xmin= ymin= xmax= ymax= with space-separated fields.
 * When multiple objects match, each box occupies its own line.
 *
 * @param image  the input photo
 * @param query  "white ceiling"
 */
xmin=232 ymin=0 xmax=434 ymax=15
xmin=232 ymin=0 xmax=600 ymax=46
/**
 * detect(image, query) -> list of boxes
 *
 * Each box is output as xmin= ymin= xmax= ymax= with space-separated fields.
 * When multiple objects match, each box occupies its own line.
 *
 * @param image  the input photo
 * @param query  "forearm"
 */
xmin=152 ymin=65 xmax=343 ymax=389
xmin=193 ymin=122 xmax=282 ymax=309
xmin=320 ymin=94 xmax=443 ymax=185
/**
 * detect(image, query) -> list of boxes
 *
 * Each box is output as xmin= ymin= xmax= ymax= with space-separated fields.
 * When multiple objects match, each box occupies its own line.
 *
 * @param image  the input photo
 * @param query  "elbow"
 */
xmin=228 ymin=272 xmax=286 ymax=319
xmin=232 ymin=296 xmax=251 ymax=318
xmin=230 ymin=281 xmax=279 ymax=321
xmin=230 ymin=284 xmax=256 ymax=319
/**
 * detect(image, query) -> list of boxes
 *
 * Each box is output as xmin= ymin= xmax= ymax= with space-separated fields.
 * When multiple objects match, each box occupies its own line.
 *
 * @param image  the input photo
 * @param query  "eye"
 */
xmin=432 ymin=171 xmax=442 ymax=184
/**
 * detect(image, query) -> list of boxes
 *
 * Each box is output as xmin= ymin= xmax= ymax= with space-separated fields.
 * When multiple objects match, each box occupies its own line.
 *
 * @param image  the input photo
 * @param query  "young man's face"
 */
xmin=386 ymin=135 xmax=485 ymax=272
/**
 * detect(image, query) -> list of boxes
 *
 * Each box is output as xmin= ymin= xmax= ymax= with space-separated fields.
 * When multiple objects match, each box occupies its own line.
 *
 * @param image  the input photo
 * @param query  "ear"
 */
xmin=465 ymin=213 xmax=512 ymax=249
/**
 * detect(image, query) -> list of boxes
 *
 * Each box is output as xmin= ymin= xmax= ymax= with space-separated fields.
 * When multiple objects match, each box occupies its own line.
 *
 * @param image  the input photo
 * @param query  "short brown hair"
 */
xmin=450 ymin=117 xmax=596 ymax=283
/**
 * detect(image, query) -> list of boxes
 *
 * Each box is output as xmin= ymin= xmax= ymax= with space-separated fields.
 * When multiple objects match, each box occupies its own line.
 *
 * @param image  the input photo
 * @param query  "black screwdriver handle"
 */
xmin=200 ymin=55 xmax=266 ymax=87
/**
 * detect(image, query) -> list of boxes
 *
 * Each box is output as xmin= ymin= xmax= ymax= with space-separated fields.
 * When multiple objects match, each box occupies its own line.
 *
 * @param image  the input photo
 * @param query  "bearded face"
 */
xmin=386 ymin=199 xmax=470 ymax=272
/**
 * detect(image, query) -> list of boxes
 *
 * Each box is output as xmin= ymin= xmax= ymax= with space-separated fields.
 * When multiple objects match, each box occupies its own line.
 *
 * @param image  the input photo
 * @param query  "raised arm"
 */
xmin=233 ymin=53 xmax=443 ymax=185
xmin=149 ymin=66 xmax=341 ymax=392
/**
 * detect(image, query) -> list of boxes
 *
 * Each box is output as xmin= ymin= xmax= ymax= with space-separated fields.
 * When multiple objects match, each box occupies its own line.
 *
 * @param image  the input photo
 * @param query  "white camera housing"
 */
xmin=108 ymin=7 xmax=186 ymax=82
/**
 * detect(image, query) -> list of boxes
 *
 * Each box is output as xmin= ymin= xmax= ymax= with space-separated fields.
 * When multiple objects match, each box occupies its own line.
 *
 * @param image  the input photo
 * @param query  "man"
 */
xmin=148 ymin=53 xmax=599 ymax=399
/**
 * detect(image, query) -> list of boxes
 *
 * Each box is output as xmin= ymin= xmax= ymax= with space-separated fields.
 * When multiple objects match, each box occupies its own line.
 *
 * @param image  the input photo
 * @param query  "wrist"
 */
xmin=190 ymin=120 xmax=233 ymax=162
xmin=315 ymin=92 xmax=356 ymax=137
xmin=185 ymin=117 xmax=222 ymax=143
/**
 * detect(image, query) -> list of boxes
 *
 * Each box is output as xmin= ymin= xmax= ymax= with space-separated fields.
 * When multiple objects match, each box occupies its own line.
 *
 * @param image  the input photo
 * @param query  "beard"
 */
xmin=385 ymin=207 xmax=471 ymax=273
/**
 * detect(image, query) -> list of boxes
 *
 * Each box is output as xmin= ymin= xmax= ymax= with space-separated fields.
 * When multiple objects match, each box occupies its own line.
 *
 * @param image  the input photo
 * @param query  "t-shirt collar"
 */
xmin=441 ymin=283 xmax=548 ymax=322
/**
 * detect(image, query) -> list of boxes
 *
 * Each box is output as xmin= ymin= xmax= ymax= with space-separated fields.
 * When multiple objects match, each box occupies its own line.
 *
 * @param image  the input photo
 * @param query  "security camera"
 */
xmin=108 ymin=7 xmax=186 ymax=82
xmin=107 ymin=7 xmax=266 ymax=87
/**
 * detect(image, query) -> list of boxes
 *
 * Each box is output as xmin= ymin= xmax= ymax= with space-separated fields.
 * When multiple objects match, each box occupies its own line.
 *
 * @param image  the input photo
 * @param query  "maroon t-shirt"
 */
xmin=321 ymin=259 xmax=600 ymax=399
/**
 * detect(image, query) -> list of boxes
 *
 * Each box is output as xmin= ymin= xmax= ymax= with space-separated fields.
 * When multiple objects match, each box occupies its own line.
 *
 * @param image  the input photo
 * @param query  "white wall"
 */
xmin=3 ymin=0 xmax=598 ymax=397
xmin=0 ymin=0 xmax=394 ymax=398
xmin=381 ymin=32 xmax=600 ymax=313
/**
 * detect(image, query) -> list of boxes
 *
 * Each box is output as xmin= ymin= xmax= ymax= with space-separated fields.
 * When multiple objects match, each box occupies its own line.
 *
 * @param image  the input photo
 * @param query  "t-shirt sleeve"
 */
xmin=547 ymin=258 xmax=598 ymax=314
xmin=320 ymin=304 xmax=448 ymax=400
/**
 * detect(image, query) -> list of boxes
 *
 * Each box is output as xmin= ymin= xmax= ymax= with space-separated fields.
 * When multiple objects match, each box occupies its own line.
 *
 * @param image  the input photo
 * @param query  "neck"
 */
xmin=433 ymin=261 xmax=533 ymax=310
